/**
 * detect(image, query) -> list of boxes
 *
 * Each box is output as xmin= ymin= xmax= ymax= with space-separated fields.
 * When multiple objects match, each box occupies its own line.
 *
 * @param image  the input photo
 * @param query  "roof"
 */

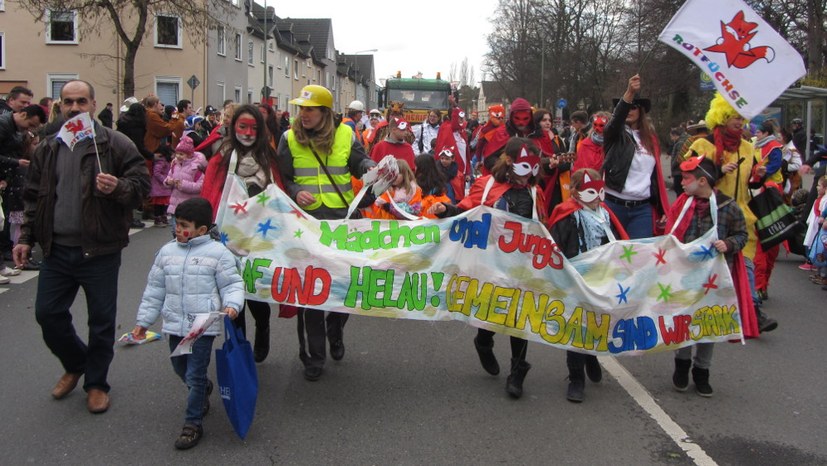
xmin=284 ymin=18 xmax=332 ymax=62
xmin=772 ymin=85 xmax=827 ymax=103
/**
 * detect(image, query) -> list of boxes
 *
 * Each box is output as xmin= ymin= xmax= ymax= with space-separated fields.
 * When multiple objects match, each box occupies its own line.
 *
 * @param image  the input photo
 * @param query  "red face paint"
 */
xmin=234 ymin=117 xmax=258 ymax=138
xmin=182 ymin=231 xmax=190 ymax=237
xmin=512 ymin=110 xmax=532 ymax=129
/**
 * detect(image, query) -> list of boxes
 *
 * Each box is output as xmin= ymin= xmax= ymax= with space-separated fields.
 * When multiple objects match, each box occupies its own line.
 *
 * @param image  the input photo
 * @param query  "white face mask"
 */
xmin=236 ymin=133 xmax=255 ymax=147
xmin=578 ymin=187 xmax=605 ymax=204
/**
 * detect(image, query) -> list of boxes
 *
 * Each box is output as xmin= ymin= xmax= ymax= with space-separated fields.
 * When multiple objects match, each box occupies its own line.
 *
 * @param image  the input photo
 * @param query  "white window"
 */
xmin=268 ymin=65 xmax=273 ymax=86
xmin=46 ymin=9 xmax=78 ymax=44
xmin=155 ymin=14 xmax=181 ymax=48
xmin=284 ymin=56 xmax=289 ymax=77
xmin=247 ymin=90 xmax=253 ymax=104
xmin=268 ymin=40 xmax=274 ymax=52
xmin=217 ymin=81 xmax=225 ymax=102
xmin=234 ymin=87 xmax=241 ymax=102
xmin=217 ymin=27 xmax=225 ymax=56
xmin=260 ymin=44 xmax=265 ymax=64
xmin=247 ymin=40 xmax=253 ymax=65
xmin=0 ymin=0 xmax=5 ymax=12
xmin=0 ymin=33 xmax=4 ymax=70
xmin=155 ymin=77 xmax=181 ymax=107
xmin=234 ymin=33 xmax=242 ymax=61
xmin=48 ymin=73 xmax=78 ymax=99
xmin=293 ymin=59 xmax=299 ymax=80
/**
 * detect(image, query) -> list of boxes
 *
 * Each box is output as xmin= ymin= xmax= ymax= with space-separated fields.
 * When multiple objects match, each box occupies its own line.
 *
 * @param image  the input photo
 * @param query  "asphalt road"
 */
xmin=1 ymin=219 xmax=826 ymax=465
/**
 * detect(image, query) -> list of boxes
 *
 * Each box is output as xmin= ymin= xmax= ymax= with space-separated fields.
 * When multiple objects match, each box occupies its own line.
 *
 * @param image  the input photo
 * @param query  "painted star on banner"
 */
xmin=692 ymin=244 xmax=716 ymax=260
xmin=231 ymin=201 xmax=248 ymax=215
xmin=703 ymin=273 xmax=719 ymax=295
xmin=256 ymin=192 xmax=270 ymax=205
xmin=620 ymin=245 xmax=638 ymax=264
xmin=294 ymin=229 xmax=303 ymax=238
xmin=656 ymin=283 xmax=673 ymax=302
xmin=290 ymin=207 xmax=307 ymax=219
xmin=616 ymin=283 xmax=630 ymax=304
xmin=219 ymin=231 xmax=229 ymax=245
xmin=257 ymin=218 xmax=277 ymax=238
xmin=653 ymin=248 xmax=667 ymax=265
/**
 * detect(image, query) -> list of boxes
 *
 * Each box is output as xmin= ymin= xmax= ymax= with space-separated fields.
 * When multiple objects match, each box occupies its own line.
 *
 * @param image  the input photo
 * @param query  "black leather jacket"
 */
xmin=19 ymin=124 xmax=150 ymax=258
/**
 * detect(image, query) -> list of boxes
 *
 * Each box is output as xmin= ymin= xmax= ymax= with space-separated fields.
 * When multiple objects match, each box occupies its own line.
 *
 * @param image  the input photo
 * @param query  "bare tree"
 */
xmin=18 ymin=0 xmax=236 ymax=97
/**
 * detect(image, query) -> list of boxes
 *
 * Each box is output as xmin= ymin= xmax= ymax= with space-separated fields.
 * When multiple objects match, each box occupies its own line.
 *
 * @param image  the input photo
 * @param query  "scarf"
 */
xmin=236 ymin=152 xmax=268 ymax=190
xmin=664 ymin=194 xmax=710 ymax=242
xmin=713 ymin=127 xmax=743 ymax=165
xmin=754 ymin=134 xmax=776 ymax=148
xmin=574 ymin=207 xmax=612 ymax=252
xmin=590 ymin=132 xmax=604 ymax=146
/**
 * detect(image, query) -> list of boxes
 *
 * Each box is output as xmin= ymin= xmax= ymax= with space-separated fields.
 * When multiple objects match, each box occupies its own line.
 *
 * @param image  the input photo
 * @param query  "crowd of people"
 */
xmin=1 ymin=74 xmax=824 ymax=450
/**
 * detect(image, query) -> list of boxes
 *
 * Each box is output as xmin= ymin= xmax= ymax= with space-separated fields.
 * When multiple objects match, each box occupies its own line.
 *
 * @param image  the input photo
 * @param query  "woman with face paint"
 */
xmin=275 ymin=85 xmax=376 ymax=382
xmin=429 ymin=137 xmax=546 ymax=399
xmin=201 ymin=104 xmax=286 ymax=363
xmin=532 ymin=108 xmax=571 ymax=217
xmin=547 ymin=169 xmax=629 ymax=402
xmin=602 ymin=75 xmax=669 ymax=240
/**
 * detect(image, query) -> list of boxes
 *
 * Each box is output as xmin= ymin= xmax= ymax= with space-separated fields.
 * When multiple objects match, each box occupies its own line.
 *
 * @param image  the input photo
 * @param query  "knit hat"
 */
xmin=175 ymin=135 xmax=195 ymax=155
xmin=509 ymin=98 xmax=532 ymax=115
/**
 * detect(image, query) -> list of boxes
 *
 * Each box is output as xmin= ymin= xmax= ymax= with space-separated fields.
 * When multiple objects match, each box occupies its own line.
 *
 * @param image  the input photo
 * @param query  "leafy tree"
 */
xmin=18 ymin=0 xmax=236 ymax=97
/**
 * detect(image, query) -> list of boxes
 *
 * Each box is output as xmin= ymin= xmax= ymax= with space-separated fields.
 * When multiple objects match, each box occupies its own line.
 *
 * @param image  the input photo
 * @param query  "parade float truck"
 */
xmin=382 ymin=73 xmax=456 ymax=123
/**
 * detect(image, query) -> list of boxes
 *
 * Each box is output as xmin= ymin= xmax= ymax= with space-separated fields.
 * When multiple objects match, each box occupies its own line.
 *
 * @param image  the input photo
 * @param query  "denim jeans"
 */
xmin=169 ymin=334 xmax=215 ymax=426
xmin=35 ymin=244 xmax=121 ymax=392
xmin=604 ymin=199 xmax=653 ymax=239
xmin=743 ymin=257 xmax=762 ymax=308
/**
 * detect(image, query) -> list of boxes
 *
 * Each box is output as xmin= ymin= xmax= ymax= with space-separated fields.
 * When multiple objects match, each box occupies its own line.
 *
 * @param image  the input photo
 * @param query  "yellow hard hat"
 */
xmin=289 ymin=85 xmax=333 ymax=109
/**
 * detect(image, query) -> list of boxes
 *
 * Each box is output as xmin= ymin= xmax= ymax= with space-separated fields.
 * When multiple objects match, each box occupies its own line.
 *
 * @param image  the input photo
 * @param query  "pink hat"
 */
xmin=175 ymin=135 xmax=194 ymax=155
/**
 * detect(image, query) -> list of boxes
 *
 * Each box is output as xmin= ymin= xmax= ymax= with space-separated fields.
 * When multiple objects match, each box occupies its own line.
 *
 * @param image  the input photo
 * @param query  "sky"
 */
xmin=272 ymin=0 xmax=499 ymax=85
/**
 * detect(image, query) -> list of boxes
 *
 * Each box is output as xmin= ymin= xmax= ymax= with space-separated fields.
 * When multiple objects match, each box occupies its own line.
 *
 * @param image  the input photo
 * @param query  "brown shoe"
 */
xmin=86 ymin=388 xmax=110 ymax=414
xmin=51 ymin=373 xmax=82 ymax=400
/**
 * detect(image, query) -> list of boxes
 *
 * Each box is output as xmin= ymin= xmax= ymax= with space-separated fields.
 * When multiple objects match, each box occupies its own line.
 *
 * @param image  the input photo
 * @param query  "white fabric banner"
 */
xmin=658 ymin=0 xmax=806 ymax=119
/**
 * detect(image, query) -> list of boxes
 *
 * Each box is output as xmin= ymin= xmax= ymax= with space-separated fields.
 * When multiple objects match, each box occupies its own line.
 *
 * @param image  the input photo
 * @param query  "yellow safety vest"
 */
xmin=287 ymin=124 xmax=355 ymax=210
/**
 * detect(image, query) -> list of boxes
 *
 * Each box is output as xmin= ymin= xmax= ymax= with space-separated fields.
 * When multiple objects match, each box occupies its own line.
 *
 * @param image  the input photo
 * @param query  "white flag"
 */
xmin=658 ymin=0 xmax=806 ymax=119
xmin=169 ymin=312 xmax=223 ymax=357
xmin=57 ymin=112 xmax=96 ymax=150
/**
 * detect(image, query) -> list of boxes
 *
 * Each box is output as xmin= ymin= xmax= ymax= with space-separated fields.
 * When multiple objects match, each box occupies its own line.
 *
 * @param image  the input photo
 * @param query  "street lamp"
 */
xmin=247 ymin=0 xmax=276 ymax=102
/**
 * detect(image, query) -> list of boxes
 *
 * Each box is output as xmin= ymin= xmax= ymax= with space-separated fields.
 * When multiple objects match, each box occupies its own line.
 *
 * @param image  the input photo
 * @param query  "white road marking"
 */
xmin=600 ymin=356 xmax=718 ymax=466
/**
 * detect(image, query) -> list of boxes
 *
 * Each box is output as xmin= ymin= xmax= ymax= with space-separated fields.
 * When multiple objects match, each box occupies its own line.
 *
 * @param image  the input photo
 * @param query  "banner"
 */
xmin=216 ymin=176 xmax=744 ymax=356
xmin=658 ymin=0 xmax=806 ymax=119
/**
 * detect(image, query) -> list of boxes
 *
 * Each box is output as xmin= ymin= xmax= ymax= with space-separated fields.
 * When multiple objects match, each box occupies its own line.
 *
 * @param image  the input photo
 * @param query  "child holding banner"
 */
xmin=131 ymin=198 xmax=244 ymax=449
xmin=429 ymin=137 xmax=545 ymax=399
xmin=372 ymin=160 xmax=423 ymax=219
xmin=664 ymin=156 xmax=748 ymax=397
xmin=547 ymin=168 xmax=628 ymax=403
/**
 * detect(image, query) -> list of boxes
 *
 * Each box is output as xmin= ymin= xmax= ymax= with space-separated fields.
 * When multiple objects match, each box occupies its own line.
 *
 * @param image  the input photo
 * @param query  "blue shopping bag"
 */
xmin=808 ymin=233 xmax=827 ymax=268
xmin=215 ymin=315 xmax=258 ymax=439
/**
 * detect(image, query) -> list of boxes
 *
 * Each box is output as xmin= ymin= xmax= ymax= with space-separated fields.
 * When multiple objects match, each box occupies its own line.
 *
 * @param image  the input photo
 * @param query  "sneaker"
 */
xmin=0 ymin=266 xmax=20 ymax=277
xmin=757 ymin=289 xmax=769 ymax=301
xmin=799 ymin=263 xmax=816 ymax=271
xmin=304 ymin=366 xmax=322 ymax=382
xmin=130 ymin=219 xmax=146 ymax=229
xmin=0 ymin=275 xmax=9 ymax=285
xmin=21 ymin=259 xmax=39 ymax=271
xmin=174 ymin=424 xmax=203 ymax=450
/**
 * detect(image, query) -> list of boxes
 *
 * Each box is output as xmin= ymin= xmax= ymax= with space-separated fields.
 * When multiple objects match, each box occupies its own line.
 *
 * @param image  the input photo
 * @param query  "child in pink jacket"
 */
xmin=164 ymin=136 xmax=207 ymax=230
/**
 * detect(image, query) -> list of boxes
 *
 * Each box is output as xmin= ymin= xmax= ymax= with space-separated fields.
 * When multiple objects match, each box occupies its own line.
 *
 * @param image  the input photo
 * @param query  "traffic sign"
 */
xmin=187 ymin=75 xmax=200 ymax=90
xmin=557 ymin=98 xmax=567 ymax=109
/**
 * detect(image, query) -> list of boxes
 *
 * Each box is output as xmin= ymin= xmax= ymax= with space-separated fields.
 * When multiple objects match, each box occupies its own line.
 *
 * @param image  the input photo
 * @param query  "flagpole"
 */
xmin=90 ymin=113 xmax=103 ymax=173
xmin=637 ymin=43 xmax=659 ymax=75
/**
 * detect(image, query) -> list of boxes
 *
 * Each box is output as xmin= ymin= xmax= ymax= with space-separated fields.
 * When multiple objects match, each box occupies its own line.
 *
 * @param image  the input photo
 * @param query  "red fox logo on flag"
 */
xmin=704 ymin=11 xmax=775 ymax=69
xmin=64 ymin=119 xmax=85 ymax=135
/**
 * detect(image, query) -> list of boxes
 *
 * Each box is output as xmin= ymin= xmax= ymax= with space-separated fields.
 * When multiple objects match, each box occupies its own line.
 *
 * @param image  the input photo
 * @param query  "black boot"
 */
xmin=253 ymin=325 xmax=270 ymax=363
xmin=756 ymin=308 xmax=778 ymax=333
xmin=672 ymin=358 xmax=691 ymax=392
xmin=585 ymin=355 xmax=602 ymax=383
xmin=692 ymin=367 xmax=713 ymax=397
xmin=566 ymin=353 xmax=585 ymax=403
xmin=473 ymin=335 xmax=500 ymax=375
xmin=505 ymin=358 xmax=531 ymax=399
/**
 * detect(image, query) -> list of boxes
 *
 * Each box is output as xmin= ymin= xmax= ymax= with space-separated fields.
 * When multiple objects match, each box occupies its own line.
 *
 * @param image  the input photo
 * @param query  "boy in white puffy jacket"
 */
xmin=132 ymin=197 xmax=244 ymax=450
